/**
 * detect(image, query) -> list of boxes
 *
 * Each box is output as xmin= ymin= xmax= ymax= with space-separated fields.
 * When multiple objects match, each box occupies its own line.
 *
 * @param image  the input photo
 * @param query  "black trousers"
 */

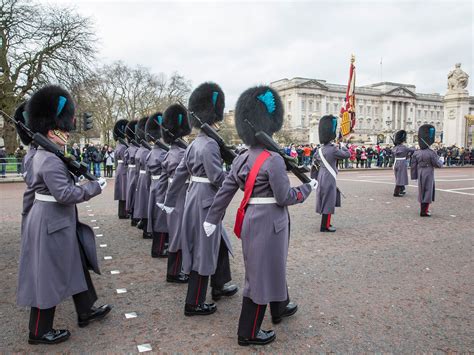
xmin=118 ymin=200 xmax=128 ymax=219
xmin=320 ymin=214 xmax=331 ymax=230
xmin=237 ymin=296 xmax=290 ymax=338
xmin=106 ymin=165 xmax=113 ymax=178
xmin=185 ymin=240 xmax=232 ymax=305
xmin=29 ymin=242 xmax=97 ymax=337
xmin=167 ymin=249 xmax=183 ymax=276
xmin=394 ymin=185 xmax=402 ymax=195
xmin=151 ymin=232 xmax=168 ymax=256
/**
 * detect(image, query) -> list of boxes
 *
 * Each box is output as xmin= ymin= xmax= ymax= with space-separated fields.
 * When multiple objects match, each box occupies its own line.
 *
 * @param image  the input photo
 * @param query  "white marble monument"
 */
xmin=443 ymin=63 xmax=470 ymax=146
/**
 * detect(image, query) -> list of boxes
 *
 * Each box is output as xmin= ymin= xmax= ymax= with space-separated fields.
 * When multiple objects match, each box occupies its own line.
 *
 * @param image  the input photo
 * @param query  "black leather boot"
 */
xmin=320 ymin=214 xmax=336 ymax=232
xmin=238 ymin=329 xmax=276 ymax=346
xmin=271 ymin=303 xmax=298 ymax=324
xmin=78 ymin=304 xmax=112 ymax=328
xmin=167 ymin=272 xmax=189 ymax=283
xmin=420 ymin=203 xmax=431 ymax=217
xmin=184 ymin=303 xmax=217 ymax=316
xmin=28 ymin=329 xmax=71 ymax=345
xmin=211 ymin=284 xmax=238 ymax=301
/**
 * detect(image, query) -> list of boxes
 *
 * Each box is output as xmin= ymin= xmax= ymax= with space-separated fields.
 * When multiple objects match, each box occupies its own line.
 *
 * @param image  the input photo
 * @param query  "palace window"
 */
xmin=301 ymin=100 xmax=305 ymax=111
xmin=387 ymin=106 xmax=390 ymax=110
xmin=410 ymin=107 xmax=413 ymax=112
xmin=326 ymin=103 xmax=329 ymax=113
xmin=288 ymin=101 xmax=292 ymax=111
xmin=309 ymin=101 xmax=313 ymax=112
xmin=316 ymin=102 xmax=320 ymax=111
xmin=334 ymin=103 xmax=338 ymax=113
xmin=374 ymin=107 xmax=379 ymax=115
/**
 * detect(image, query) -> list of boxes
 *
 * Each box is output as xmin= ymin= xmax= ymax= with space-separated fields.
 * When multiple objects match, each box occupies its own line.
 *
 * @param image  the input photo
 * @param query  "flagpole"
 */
xmin=380 ymin=57 xmax=383 ymax=82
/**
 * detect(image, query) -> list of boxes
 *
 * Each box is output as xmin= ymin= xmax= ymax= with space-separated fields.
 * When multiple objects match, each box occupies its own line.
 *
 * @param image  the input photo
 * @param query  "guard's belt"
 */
xmin=190 ymin=176 xmax=211 ymax=183
xmin=139 ymin=170 xmax=146 ymax=174
xmin=117 ymin=160 xmax=124 ymax=163
xmin=151 ymin=175 xmax=161 ymax=180
xmin=248 ymin=197 xmax=277 ymax=205
xmin=35 ymin=192 xmax=57 ymax=202
xmin=128 ymin=164 xmax=136 ymax=168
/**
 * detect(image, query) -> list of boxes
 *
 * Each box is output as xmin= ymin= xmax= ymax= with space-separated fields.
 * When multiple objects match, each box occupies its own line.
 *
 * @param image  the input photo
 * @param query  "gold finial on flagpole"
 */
xmin=351 ymin=54 xmax=355 ymax=63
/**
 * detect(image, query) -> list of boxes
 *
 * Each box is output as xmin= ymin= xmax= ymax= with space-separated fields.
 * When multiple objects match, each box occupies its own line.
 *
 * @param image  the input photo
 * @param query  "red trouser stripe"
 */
xmin=159 ymin=233 xmax=164 ymax=252
xmin=326 ymin=214 xmax=331 ymax=228
xmin=426 ymin=203 xmax=430 ymax=213
xmin=35 ymin=309 xmax=41 ymax=337
xmin=196 ymin=276 xmax=202 ymax=305
xmin=252 ymin=305 xmax=261 ymax=338
xmin=173 ymin=251 xmax=180 ymax=275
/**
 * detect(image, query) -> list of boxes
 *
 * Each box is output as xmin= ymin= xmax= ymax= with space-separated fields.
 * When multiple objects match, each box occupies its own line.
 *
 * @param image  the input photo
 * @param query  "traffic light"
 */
xmin=83 ymin=112 xmax=93 ymax=131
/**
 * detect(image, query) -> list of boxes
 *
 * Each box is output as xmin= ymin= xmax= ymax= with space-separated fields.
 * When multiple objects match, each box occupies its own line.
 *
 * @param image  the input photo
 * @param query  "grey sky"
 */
xmin=41 ymin=0 xmax=473 ymax=109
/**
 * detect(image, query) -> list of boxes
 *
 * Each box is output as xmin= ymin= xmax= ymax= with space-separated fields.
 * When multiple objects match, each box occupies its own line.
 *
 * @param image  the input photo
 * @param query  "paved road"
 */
xmin=0 ymin=168 xmax=472 ymax=353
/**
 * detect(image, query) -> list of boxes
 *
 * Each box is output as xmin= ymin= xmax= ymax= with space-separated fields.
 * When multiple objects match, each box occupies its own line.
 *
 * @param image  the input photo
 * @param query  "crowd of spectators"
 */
xmin=69 ymin=143 xmax=115 ymax=178
xmin=284 ymin=143 xmax=474 ymax=169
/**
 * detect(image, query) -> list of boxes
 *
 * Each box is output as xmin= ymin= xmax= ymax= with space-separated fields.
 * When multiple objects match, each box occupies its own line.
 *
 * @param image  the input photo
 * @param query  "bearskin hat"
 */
xmin=14 ymin=101 xmax=32 ymax=145
xmin=145 ymin=113 xmax=163 ymax=142
xmin=418 ymin=124 xmax=435 ymax=149
xmin=162 ymin=104 xmax=191 ymax=144
xmin=136 ymin=116 xmax=148 ymax=141
xmin=26 ymin=85 xmax=75 ymax=135
xmin=234 ymin=86 xmax=283 ymax=146
xmin=319 ymin=115 xmax=338 ymax=144
xmin=394 ymin=130 xmax=407 ymax=145
xmin=125 ymin=120 xmax=138 ymax=142
xmin=113 ymin=119 xmax=129 ymax=141
xmin=188 ymin=82 xmax=225 ymax=127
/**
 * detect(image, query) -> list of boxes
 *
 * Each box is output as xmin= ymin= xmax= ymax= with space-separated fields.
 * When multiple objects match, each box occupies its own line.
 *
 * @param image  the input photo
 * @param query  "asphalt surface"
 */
xmin=0 ymin=167 xmax=473 ymax=353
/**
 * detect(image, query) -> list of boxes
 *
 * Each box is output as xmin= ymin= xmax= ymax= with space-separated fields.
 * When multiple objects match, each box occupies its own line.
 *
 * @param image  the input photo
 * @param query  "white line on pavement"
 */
xmin=443 ymin=187 xmax=474 ymax=191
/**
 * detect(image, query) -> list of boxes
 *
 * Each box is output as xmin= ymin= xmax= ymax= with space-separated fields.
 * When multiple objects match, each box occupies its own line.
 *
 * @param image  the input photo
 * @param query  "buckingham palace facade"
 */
xmin=270 ymin=77 xmax=445 ymax=145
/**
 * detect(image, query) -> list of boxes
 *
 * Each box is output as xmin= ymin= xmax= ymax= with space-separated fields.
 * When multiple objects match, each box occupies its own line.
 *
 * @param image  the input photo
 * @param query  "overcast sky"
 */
xmin=40 ymin=0 xmax=473 ymax=109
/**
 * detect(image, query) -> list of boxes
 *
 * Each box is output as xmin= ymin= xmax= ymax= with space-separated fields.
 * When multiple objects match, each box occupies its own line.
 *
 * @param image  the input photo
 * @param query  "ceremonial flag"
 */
xmin=339 ymin=55 xmax=356 ymax=137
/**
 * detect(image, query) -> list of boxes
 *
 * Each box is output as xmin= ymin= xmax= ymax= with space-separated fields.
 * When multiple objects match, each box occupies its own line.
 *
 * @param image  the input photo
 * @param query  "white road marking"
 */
xmin=88 ymin=214 xmax=94 ymax=217
xmin=96 ymin=234 xmax=103 ymax=237
xmin=445 ymin=187 xmax=474 ymax=191
xmin=91 ymin=219 xmax=97 ymax=222
xmin=110 ymin=270 xmax=120 ymax=275
xmin=100 ymin=244 xmax=107 ymax=248
xmin=137 ymin=344 xmax=152 ymax=352
xmin=116 ymin=288 xmax=127 ymax=294
xmin=125 ymin=312 xmax=137 ymax=319
xmin=339 ymin=178 xmax=473 ymax=196
xmin=450 ymin=215 xmax=456 ymax=217
xmin=435 ymin=179 xmax=474 ymax=182
xmin=93 ymin=226 xmax=100 ymax=229
xmin=104 ymin=256 xmax=112 ymax=260
xmin=87 ymin=209 xmax=92 ymax=212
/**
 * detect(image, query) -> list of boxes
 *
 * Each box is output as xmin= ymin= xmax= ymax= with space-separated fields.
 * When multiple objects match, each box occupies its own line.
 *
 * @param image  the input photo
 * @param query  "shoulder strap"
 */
xmin=234 ymin=150 xmax=271 ymax=238
xmin=319 ymin=147 xmax=337 ymax=181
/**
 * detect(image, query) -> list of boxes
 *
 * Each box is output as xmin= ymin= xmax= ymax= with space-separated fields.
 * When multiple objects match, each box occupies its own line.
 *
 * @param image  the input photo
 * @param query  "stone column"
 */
xmin=443 ymin=91 xmax=470 ymax=146
xmin=393 ymin=101 xmax=397 ymax=130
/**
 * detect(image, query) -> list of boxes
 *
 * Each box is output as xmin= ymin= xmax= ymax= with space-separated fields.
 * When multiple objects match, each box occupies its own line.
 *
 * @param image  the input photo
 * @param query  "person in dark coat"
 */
xmin=410 ymin=124 xmax=443 ymax=217
xmin=145 ymin=112 xmax=170 ymax=256
xmin=133 ymin=116 xmax=152 ymax=237
xmin=163 ymin=82 xmax=238 ymax=316
xmin=124 ymin=120 xmax=140 ymax=225
xmin=392 ymin=130 xmax=415 ymax=197
xmin=13 ymin=101 xmax=37 ymax=232
xmin=17 ymin=85 xmax=111 ymax=345
xmin=113 ymin=119 xmax=129 ymax=218
xmin=314 ymin=115 xmax=350 ymax=232
xmin=154 ymin=105 xmax=191 ymax=281
xmin=204 ymin=86 xmax=317 ymax=346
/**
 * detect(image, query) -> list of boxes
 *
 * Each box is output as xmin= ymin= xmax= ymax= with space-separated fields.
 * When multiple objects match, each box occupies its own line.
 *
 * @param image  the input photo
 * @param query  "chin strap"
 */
xmin=53 ymin=130 xmax=68 ymax=144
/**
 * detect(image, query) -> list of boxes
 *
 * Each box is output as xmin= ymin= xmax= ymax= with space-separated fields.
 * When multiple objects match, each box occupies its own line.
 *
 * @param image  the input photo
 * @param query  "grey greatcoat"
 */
xmin=21 ymin=147 xmax=37 ymax=234
xmin=206 ymin=147 xmax=312 ymax=304
xmin=153 ymin=144 xmax=187 ymax=249
xmin=133 ymin=147 xmax=151 ymax=219
xmin=164 ymin=132 xmax=233 ymax=276
xmin=392 ymin=145 xmax=414 ymax=186
xmin=410 ymin=148 xmax=443 ymax=203
xmin=125 ymin=145 xmax=139 ymax=212
xmin=17 ymin=148 xmax=102 ymax=309
xmin=314 ymin=143 xmax=350 ymax=214
xmin=113 ymin=142 xmax=128 ymax=201
xmin=146 ymin=145 xmax=168 ymax=234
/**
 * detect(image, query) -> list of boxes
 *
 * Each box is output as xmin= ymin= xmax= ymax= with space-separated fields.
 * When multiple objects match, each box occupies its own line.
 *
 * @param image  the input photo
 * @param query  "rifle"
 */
xmin=160 ymin=125 xmax=188 ymax=149
xmin=136 ymin=125 xmax=170 ymax=152
xmin=244 ymin=119 xmax=311 ymax=183
xmin=178 ymin=100 xmax=236 ymax=165
xmin=1 ymin=110 xmax=97 ymax=181
xmin=125 ymin=126 xmax=141 ymax=147
xmin=118 ymin=137 xmax=129 ymax=148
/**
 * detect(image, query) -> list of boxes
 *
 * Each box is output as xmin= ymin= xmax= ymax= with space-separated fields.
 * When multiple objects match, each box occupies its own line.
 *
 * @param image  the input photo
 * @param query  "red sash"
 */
xmin=233 ymin=150 xmax=271 ymax=238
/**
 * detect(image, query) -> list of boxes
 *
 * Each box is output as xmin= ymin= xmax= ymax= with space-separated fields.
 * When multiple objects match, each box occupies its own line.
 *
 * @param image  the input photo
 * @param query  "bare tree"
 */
xmin=0 ymin=0 xmax=96 ymax=152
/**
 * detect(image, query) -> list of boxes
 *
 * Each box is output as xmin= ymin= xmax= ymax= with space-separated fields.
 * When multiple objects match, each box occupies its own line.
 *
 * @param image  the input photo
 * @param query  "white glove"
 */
xmin=157 ymin=202 xmax=165 ymax=210
xmin=203 ymin=222 xmax=217 ymax=237
xmin=78 ymin=175 xmax=86 ymax=182
xmin=308 ymin=178 xmax=318 ymax=190
xmin=163 ymin=206 xmax=174 ymax=214
xmin=438 ymin=157 xmax=444 ymax=165
xmin=97 ymin=177 xmax=107 ymax=190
